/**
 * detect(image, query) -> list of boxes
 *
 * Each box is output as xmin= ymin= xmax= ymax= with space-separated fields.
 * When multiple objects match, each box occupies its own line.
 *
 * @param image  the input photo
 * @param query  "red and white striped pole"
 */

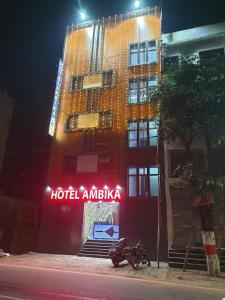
xmin=201 ymin=231 xmax=220 ymax=276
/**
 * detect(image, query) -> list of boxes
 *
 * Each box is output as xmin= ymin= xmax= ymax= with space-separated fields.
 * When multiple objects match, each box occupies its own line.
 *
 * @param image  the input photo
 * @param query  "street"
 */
xmin=0 ymin=264 xmax=224 ymax=300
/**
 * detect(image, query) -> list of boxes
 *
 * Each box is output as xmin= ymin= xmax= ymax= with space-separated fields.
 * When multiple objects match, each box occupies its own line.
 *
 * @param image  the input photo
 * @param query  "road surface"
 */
xmin=0 ymin=264 xmax=224 ymax=300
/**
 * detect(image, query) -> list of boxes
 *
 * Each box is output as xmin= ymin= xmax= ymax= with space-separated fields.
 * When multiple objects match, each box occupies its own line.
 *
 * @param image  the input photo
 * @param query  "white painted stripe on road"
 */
xmin=0 ymin=295 xmax=26 ymax=300
xmin=0 ymin=263 xmax=225 ymax=293
xmin=39 ymin=290 xmax=101 ymax=300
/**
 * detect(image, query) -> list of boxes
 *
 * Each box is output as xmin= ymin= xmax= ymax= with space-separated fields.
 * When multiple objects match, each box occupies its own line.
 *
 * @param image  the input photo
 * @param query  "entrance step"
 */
xmin=168 ymin=248 xmax=225 ymax=272
xmin=78 ymin=239 xmax=117 ymax=258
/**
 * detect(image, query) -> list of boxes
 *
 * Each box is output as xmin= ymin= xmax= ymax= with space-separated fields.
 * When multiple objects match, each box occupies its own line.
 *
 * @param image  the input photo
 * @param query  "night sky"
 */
xmin=1 ymin=0 xmax=225 ymax=106
xmin=0 ymin=0 xmax=224 ymax=201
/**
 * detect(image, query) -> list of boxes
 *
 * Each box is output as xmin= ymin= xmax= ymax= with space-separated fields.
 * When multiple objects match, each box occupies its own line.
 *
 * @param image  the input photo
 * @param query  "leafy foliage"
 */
xmin=148 ymin=54 xmax=225 ymax=193
xmin=174 ymin=161 xmax=225 ymax=196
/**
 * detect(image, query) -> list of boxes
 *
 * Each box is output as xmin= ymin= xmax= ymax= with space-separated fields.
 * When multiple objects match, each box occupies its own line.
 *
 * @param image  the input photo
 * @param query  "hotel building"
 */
xmin=39 ymin=6 xmax=168 ymax=260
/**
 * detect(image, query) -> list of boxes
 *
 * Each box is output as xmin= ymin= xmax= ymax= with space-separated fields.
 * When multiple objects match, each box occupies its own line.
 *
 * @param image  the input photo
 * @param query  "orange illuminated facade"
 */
xmin=39 ymin=7 xmax=168 ymax=260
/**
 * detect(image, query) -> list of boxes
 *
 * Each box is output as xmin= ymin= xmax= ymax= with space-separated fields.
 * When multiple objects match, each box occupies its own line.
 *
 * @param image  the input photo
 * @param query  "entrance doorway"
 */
xmin=82 ymin=202 xmax=119 ymax=242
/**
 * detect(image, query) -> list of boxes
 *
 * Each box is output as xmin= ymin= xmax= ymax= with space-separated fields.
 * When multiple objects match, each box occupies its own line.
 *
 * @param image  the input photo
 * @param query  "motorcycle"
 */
xmin=108 ymin=238 xmax=128 ymax=267
xmin=128 ymin=241 xmax=151 ymax=270
xmin=109 ymin=238 xmax=151 ymax=270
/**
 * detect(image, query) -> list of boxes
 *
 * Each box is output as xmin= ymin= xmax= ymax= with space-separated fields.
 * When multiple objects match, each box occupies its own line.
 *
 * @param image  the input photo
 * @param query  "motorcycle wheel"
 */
xmin=145 ymin=255 xmax=151 ymax=267
xmin=112 ymin=258 xmax=119 ymax=268
xmin=129 ymin=260 xmax=139 ymax=270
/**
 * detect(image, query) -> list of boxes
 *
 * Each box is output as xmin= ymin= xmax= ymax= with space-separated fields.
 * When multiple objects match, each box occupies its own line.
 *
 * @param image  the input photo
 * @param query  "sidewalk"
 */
xmin=0 ymin=253 xmax=224 ymax=290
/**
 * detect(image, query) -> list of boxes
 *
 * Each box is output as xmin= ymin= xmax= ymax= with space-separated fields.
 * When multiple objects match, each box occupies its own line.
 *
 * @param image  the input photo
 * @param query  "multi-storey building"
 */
xmin=39 ymin=6 xmax=168 ymax=260
xmin=39 ymin=2 xmax=225 ymax=265
xmin=162 ymin=22 xmax=225 ymax=269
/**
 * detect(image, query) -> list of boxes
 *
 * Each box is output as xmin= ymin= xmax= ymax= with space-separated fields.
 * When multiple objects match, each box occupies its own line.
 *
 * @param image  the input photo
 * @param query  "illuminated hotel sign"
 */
xmin=48 ymin=59 xmax=63 ymax=136
xmin=49 ymin=187 xmax=122 ymax=201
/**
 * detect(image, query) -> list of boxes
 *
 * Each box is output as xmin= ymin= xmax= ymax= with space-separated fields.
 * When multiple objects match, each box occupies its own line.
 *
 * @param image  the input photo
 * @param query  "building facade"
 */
xmin=162 ymin=22 xmax=225 ymax=255
xmin=39 ymin=4 xmax=225 ymax=263
xmin=0 ymin=90 xmax=14 ymax=176
xmin=39 ymin=7 xmax=168 ymax=260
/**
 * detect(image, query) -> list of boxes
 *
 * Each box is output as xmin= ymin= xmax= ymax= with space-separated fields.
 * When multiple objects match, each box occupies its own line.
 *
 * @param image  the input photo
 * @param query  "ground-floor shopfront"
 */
xmin=38 ymin=186 xmax=168 ymax=261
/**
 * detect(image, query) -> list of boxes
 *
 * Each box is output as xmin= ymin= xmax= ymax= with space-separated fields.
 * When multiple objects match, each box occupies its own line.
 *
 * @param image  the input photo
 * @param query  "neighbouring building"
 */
xmin=39 ymin=6 xmax=168 ymax=260
xmin=0 ymin=196 xmax=40 ymax=253
xmin=0 ymin=91 xmax=41 ymax=254
xmin=162 ymin=22 xmax=225 ymax=269
xmin=0 ymin=90 xmax=15 ymax=250
xmin=0 ymin=90 xmax=14 ymax=175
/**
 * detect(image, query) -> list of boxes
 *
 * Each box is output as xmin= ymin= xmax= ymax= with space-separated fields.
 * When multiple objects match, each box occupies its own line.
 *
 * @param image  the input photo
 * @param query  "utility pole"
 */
xmin=156 ymin=1 xmax=163 ymax=269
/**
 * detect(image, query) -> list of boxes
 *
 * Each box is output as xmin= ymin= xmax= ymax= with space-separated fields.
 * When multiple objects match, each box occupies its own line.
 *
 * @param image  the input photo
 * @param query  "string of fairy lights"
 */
xmin=55 ymin=6 xmax=161 ymax=137
xmin=124 ymin=12 xmax=128 ymax=131
xmin=72 ymin=24 xmax=79 ymax=116
xmin=109 ymin=14 xmax=114 ymax=129
xmin=116 ymin=13 xmax=120 ymax=131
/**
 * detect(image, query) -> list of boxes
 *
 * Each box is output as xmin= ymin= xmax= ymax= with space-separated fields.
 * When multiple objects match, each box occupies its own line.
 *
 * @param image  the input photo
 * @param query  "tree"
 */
xmin=148 ymin=54 xmax=225 ymax=276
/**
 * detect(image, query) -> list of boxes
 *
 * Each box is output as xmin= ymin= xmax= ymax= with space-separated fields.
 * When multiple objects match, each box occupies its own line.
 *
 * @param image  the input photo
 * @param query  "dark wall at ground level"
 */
xmin=38 ymin=199 xmax=168 ymax=261
xmin=0 ymin=196 xmax=40 ymax=253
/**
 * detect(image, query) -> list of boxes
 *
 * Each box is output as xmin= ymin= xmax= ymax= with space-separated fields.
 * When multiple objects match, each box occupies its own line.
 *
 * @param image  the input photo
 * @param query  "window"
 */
xmin=103 ymin=70 xmax=113 ymax=87
xmin=65 ymin=112 xmax=112 ymax=131
xmin=128 ymin=122 xmax=138 ymax=147
xmin=140 ymin=42 xmax=147 ymax=64
xmin=199 ymin=48 xmax=224 ymax=62
xmin=139 ymin=167 xmax=148 ymax=196
xmin=128 ymin=80 xmax=138 ymax=104
xmin=147 ymin=40 xmax=157 ymax=63
xmin=128 ymin=120 xmax=158 ymax=148
xmin=149 ymin=167 xmax=159 ymax=197
xmin=63 ymin=156 xmax=77 ymax=173
xmin=99 ymin=111 xmax=112 ymax=128
xmin=70 ymin=76 xmax=83 ymax=92
xmin=128 ymin=166 xmax=159 ymax=197
xmin=128 ymin=75 xmax=157 ymax=104
xmin=130 ymin=44 xmax=139 ymax=65
xmin=129 ymin=40 xmax=157 ymax=66
xmin=65 ymin=115 xmax=78 ymax=131
xmin=149 ymin=120 xmax=158 ymax=146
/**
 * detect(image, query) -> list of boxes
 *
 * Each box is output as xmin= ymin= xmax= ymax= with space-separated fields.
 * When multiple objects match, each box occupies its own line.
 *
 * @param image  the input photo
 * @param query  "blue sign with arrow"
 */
xmin=93 ymin=223 xmax=119 ymax=239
